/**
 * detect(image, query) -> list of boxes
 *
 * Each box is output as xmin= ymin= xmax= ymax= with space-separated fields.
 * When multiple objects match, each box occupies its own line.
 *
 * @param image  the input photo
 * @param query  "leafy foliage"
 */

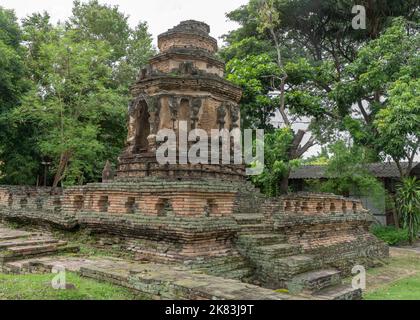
xmin=371 ymin=225 xmax=409 ymax=246
xmin=0 ymin=1 xmax=154 ymax=186
xmin=396 ymin=178 xmax=420 ymax=245
xmin=0 ymin=7 xmax=36 ymax=185
xmin=13 ymin=30 xmax=127 ymax=186
xmin=333 ymin=19 xmax=420 ymax=168
xmin=68 ymin=0 xmax=155 ymax=89
xmin=226 ymin=54 xmax=279 ymax=131
xmin=251 ymin=128 xmax=299 ymax=196
xmin=223 ymin=1 xmax=419 ymax=187
xmin=375 ymin=78 xmax=420 ymax=173
xmin=306 ymin=141 xmax=385 ymax=206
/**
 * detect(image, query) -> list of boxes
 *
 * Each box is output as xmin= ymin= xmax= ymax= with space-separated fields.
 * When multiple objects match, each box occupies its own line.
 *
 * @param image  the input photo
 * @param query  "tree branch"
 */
xmin=296 ymin=136 xmax=316 ymax=158
xmin=357 ymin=100 xmax=371 ymax=124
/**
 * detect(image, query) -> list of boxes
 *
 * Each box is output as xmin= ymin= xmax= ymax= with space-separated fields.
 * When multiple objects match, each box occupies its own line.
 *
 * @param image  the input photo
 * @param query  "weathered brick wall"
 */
xmin=64 ymin=180 xmax=239 ymax=217
xmin=158 ymin=33 xmax=218 ymax=53
xmin=151 ymin=56 xmax=224 ymax=77
xmin=268 ymin=194 xmax=389 ymax=274
xmin=0 ymin=185 xmax=388 ymax=272
xmin=0 ymin=186 xmax=77 ymax=229
xmin=263 ymin=193 xmax=366 ymax=216
xmin=0 ymin=181 xmax=244 ymax=262
xmin=232 ymin=182 xmax=266 ymax=214
xmin=77 ymin=213 xmax=239 ymax=261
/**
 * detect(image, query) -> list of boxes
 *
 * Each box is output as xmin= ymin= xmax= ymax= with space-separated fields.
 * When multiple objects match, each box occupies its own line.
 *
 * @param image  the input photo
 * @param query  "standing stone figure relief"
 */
xmin=126 ymin=94 xmax=152 ymax=154
xmin=168 ymin=97 xmax=179 ymax=130
xmin=178 ymin=61 xmax=198 ymax=75
xmin=230 ymin=104 xmax=240 ymax=129
xmin=217 ymin=104 xmax=227 ymax=130
xmin=191 ymin=98 xmax=202 ymax=129
xmin=126 ymin=97 xmax=142 ymax=154
xmin=145 ymin=96 xmax=160 ymax=152
xmin=144 ymin=96 xmax=160 ymax=134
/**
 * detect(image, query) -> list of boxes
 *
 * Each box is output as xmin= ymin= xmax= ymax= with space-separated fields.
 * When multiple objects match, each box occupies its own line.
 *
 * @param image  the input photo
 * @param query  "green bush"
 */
xmin=371 ymin=225 xmax=409 ymax=246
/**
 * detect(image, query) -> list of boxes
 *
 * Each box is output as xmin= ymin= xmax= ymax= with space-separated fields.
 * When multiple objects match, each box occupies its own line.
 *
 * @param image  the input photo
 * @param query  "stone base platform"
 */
xmin=0 ymin=184 xmax=388 ymax=300
xmin=0 ymin=223 xmax=306 ymax=300
xmin=3 ymin=255 xmax=301 ymax=300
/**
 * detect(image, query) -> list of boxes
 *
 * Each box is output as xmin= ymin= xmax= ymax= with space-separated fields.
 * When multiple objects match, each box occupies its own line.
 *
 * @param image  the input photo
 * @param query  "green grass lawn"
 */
xmin=0 ymin=272 xmax=142 ymax=300
xmin=362 ymin=248 xmax=420 ymax=300
xmin=364 ymin=274 xmax=420 ymax=300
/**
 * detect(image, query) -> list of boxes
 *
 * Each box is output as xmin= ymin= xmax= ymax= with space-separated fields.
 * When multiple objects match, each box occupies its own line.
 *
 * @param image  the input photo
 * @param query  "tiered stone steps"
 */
xmin=312 ymin=284 xmax=362 ymax=300
xmin=286 ymin=269 xmax=341 ymax=293
xmin=0 ymin=238 xmax=60 ymax=249
xmin=0 ymin=230 xmax=42 ymax=241
xmin=0 ymin=226 xmax=304 ymax=301
xmin=184 ymin=253 xmax=252 ymax=281
xmin=258 ymin=243 xmax=302 ymax=259
xmin=237 ymin=234 xmax=285 ymax=246
xmin=79 ymin=261 xmax=304 ymax=300
xmin=234 ymin=214 xmax=361 ymax=300
xmin=274 ymin=255 xmax=317 ymax=277
xmin=0 ymin=218 xmax=362 ymax=300
xmin=0 ymin=229 xmax=79 ymax=264
xmin=234 ymin=213 xmax=272 ymax=234
xmin=285 ymin=269 xmax=362 ymax=300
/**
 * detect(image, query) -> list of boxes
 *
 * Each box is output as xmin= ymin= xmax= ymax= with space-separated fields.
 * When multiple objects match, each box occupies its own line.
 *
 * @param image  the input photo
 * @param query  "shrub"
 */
xmin=371 ymin=225 xmax=409 ymax=246
xmin=396 ymin=177 xmax=420 ymax=245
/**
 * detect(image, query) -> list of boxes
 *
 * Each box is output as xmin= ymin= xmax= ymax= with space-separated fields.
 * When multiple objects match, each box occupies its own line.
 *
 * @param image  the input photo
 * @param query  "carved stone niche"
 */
xmin=167 ymin=96 xmax=199 ymax=132
xmin=126 ymin=95 xmax=161 ymax=155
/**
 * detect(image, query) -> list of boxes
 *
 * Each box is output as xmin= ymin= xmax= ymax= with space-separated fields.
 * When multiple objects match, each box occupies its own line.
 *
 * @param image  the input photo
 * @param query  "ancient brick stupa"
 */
xmin=66 ymin=20 xmax=254 ymax=262
xmin=0 ymin=21 xmax=388 ymax=299
xmin=118 ymin=20 xmax=245 ymax=181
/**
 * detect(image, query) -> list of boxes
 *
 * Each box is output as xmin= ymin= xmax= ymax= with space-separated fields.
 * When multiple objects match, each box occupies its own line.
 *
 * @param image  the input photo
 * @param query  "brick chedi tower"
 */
xmin=117 ymin=20 xmax=245 ymax=181
xmin=63 ymin=21 xmax=256 ymax=263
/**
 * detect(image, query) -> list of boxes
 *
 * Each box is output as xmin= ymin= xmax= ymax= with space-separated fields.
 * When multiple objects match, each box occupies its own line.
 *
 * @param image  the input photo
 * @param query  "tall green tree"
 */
xmin=67 ymin=0 xmax=155 ymax=88
xmin=14 ymin=29 xmax=127 ymax=188
xmin=225 ymin=0 xmax=328 ymax=193
xmin=0 ymin=7 xmax=36 ymax=185
xmin=1 ymin=1 xmax=155 ymax=187
xmin=223 ymin=0 xmax=419 ymax=192
xmin=337 ymin=19 xmax=419 ymax=176
xmin=374 ymin=78 xmax=419 ymax=176
xmin=226 ymin=54 xmax=279 ymax=131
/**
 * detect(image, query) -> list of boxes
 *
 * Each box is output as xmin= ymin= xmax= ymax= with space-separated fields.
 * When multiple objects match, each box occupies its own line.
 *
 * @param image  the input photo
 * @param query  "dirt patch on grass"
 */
xmin=362 ymin=248 xmax=420 ymax=297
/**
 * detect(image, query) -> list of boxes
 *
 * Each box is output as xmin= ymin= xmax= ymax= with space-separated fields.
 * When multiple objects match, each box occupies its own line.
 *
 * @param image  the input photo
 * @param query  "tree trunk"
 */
xmin=279 ymin=169 xmax=291 ymax=195
xmin=392 ymin=206 xmax=400 ymax=229
xmin=51 ymin=150 xmax=72 ymax=191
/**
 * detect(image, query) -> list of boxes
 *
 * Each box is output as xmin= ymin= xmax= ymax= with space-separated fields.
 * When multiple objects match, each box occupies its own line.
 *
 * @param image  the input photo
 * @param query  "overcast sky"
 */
xmin=0 ymin=0 xmax=248 ymax=46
